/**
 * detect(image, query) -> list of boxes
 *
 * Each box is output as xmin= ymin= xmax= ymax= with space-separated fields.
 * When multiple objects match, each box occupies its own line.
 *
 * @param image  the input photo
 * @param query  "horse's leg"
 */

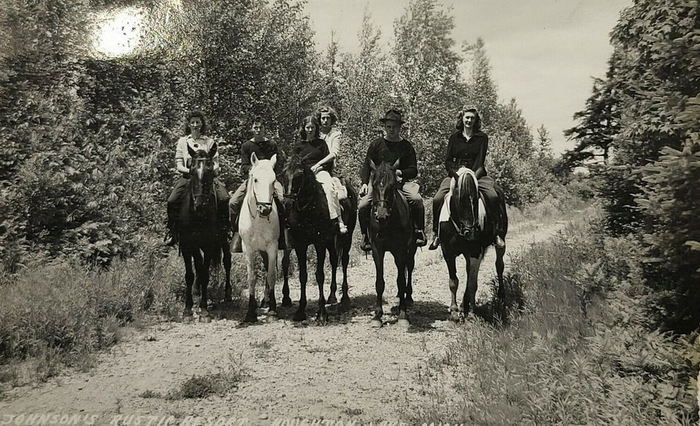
xmin=371 ymin=248 xmax=386 ymax=328
xmin=265 ymin=246 xmax=279 ymax=319
xmin=260 ymin=252 xmax=270 ymax=309
xmin=393 ymin=250 xmax=409 ymax=327
xmin=495 ymin=242 xmax=507 ymax=319
xmin=463 ymin=254 xmax=483 ymax=319
xmin=405 ymin=246 xmax=416 ymax=308
xmin=315 ymin=243 xmax=328 ymax=324
xmin=281 ymin=248 xmax=293 ymax=307
xmin=183 ymin=250 xmax=195 ymax=319
xmin=222 ymin=241 xmax=233 ymax=305
xmin=244 ymin=249 xmax=258 ymax=323
xmin=192 ymin=250 xmax=202 ymax=298
xmin=340 ymin=236 xmax=351 ymax=309
xmin=192 ymin=249 xmax=204 ymax=308
xmin=293 ymin=247 xmax=308 ymax=322
xmin=326 ymin=241 xmax=339 ymax=305
xmin=199 ymin=252 xmax=211 ymax=322
xmin=446 ymin=253 xmax=460 ymax=322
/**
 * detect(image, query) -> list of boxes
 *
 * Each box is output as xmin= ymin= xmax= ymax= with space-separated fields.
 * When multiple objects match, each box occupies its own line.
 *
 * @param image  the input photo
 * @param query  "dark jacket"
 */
xmin=360 ymin=137 xmax=418 ymax=184
xmin=240 ymin=137 xmax=281 ymax=175
xmin=293 ymin=138 xmax=330 ymax=170
xmin=444 ymin=131 xmax=488 ymax=178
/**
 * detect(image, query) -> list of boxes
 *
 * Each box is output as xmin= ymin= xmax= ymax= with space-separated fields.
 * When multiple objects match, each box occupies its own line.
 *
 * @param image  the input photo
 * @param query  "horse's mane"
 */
xmin=283 ymin=152 xmax=305 ymax=175
xmin=452 ymin=168 xmax=484 ymax=230
xmin=371 ymin=160 xmax=397 ymax=186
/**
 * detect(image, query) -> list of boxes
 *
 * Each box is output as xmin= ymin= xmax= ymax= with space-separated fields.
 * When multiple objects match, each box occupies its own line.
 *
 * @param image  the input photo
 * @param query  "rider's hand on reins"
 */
xmin=360 ymin=183 xmax=368 ymax=196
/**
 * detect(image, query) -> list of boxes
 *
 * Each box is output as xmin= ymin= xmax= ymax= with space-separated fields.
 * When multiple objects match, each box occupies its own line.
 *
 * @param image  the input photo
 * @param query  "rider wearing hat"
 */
xmin=358 ymin=109 xmax=427 ymax=251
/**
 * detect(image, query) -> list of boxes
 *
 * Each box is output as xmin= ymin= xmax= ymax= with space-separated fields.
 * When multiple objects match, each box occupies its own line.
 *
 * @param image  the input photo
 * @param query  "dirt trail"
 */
xmin=0 ymin=218 xmax=571 ymax=425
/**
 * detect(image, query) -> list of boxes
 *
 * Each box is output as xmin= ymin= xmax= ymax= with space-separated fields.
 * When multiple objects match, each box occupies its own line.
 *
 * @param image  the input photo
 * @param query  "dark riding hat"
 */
xmin=379 ymin=109 xmax=405 ymax=124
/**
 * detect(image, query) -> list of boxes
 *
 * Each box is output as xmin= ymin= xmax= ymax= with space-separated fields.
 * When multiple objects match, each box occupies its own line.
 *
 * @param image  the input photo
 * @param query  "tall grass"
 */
xmin=0 ymin=250 xmax=183 ymax=388
xmin=404 ymin=212 xmax=699 ymax=425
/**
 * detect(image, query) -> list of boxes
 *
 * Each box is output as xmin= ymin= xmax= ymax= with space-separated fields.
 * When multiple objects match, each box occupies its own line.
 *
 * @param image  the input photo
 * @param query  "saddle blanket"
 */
xmin=439 ymin=192 xmax=486 ymax=228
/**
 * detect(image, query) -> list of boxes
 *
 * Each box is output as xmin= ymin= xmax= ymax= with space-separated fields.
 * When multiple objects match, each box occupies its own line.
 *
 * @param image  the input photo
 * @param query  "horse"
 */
xmin=281 ymin=155 xmax=353 ymax=323
xmin=367 ymin=159 xmax=417 ymax=328
xmin=177 ymin=143 xmax=231 ymax=321
xmin=238 ymin=152 xmax=280 ymax=323
xmin=438 ymin=168 xmax=508 ymax=321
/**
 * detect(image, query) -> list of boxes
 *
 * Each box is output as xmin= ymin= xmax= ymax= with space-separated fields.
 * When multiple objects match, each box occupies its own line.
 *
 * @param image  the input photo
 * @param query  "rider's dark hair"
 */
xmin=455 ymin=108 xmax=482 ymax=132
xmin=299 ymin=115 xmax=320 ymax=140
xmin=185 ymin=110 xmax=209 ymax=135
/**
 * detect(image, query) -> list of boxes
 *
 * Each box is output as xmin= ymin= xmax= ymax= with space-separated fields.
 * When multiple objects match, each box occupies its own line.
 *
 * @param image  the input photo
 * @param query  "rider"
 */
xmin=428 ymin=106 xmax=506 ymax=250
xmin=165 ymin=110 xmax=230 ymax=246
xmin=293 ymin=115 xmax=347 ymax=234
xmin=358 ymin=109 xmax=427 ymax=252
xmin=310 ymin=105 xmax=348 ymax=232
xmin=229 ymin=116 xmax=285 ymax=239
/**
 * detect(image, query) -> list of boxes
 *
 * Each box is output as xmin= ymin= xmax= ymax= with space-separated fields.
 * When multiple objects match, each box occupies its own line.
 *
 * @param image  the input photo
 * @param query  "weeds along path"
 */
xmin=0 ymin=213 xmax=578 ymax=425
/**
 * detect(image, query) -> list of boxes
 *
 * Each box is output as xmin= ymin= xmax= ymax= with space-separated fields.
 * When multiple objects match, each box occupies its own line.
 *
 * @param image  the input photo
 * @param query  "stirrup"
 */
xmin=360 ymin=235 xmax=372 ymax=252
xmin=164 ymin=233 xmax=177 ymax=247
xmin=415 ymin=230 xmax=427 ymax=247
xmin=428 ymin=235 xmax=440 ymax=250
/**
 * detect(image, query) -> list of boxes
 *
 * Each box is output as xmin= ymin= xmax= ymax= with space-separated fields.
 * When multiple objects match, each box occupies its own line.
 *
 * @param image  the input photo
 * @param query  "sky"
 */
xmin=304 ymin=0 xmax=631 ymax=154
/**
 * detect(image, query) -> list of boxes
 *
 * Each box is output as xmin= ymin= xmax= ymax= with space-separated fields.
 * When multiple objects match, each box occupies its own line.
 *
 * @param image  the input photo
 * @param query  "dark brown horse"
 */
xmin=367 ymin=160 xmax=417 ymax=328
xmin=438 ymin=168 xmax=507 ymax=321
xmin=177 ymin=144 xmax=231 ymax=321
xmin=281 ymin=155 xmax=355 ymax=323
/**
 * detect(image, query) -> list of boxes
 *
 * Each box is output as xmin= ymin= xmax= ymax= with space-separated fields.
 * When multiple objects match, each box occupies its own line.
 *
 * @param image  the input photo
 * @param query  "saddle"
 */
xmin=438 ymin=171 xmax=486 ymax=231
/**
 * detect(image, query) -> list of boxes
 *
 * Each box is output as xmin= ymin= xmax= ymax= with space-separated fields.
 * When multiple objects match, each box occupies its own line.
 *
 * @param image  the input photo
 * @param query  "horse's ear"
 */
xmin=270 ymin=154 xmax=277 ymax=168
xmin=187 ymin=143 xmax=196 ymax=158
xmin=209 ymin=143 xmax=218 ymax=158
xmin=370 ymin=160 xmax=377 ymax=171
xmin=250 ymin=152 xmax=258 ymax=166
xmin=392 ymin=158 xmax=400 ymax=169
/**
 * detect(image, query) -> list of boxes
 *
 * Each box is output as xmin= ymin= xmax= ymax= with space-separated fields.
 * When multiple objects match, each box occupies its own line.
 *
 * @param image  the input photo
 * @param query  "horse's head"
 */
xmin=188 ymin=143 xmax=217 ymax=212
xmin=450 ymin=168 xmax=481 ymax=240
xmin=369 ymin=159 xmax=400 ymax=224
xmin=248 ymin=152 xmax=277 ymax=217
xmin=283 ymin=153 xmax=316 ymax=202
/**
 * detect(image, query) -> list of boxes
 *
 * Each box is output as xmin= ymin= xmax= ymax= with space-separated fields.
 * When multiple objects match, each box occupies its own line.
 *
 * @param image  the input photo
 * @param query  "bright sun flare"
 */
xmin=93 ymin=7 xmax=143 ymax=57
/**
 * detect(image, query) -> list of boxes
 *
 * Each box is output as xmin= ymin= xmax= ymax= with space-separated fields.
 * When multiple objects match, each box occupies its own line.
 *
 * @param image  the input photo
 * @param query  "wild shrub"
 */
xmin=403 ymin=215 xmax=698 ymax=425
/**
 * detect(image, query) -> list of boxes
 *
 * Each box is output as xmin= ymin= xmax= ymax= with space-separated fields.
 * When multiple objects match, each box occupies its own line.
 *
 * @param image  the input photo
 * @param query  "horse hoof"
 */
xmin=465 ymin=312 xmax=476 ymax=322
xmin=406 ymin=297 xmax=415 ymax=308
xmin=390 ymin=305 xmax=400 ymax=315
xmin=316 ymin=313 xmax=329 ymax=325
xmin=326 ymin=295 xmax=338 ymax=305
xmin=281 ymin=298 xmax=293 ymax=308
xmin=199 ymin=315 xmax=211 ymax=323
xmin=266 ymin=311 xmax=278 ymax=321
xmin=371 ymin=319 xmax=383 ymax=328
xmin=293 ymin=311 xmax=307 ymax=322
xmin=397 ymin=318 xmax=410 ymax=329
xmin=450 ymin=311 xmax=461 ymax=322
xmin=244 ymin=312 xmax=258 ymax=323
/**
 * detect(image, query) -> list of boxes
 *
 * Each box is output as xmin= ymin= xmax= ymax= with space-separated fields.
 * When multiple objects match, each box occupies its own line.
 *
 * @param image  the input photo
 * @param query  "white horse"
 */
xmin=239 ymin=152 xmax=280 ymax=322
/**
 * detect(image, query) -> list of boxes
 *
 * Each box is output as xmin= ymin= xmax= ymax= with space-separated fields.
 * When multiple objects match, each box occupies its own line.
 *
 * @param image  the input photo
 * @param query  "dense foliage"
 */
xmin=565 ymin=0 xmax=699 ymax=332
xmin=0 ymin=0 xmax=559 ymax=268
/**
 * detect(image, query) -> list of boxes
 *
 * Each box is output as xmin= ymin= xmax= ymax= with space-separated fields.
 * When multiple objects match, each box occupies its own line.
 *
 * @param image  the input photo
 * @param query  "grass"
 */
xmin=165 ymin=352 xmax=247 ymax=399
xmin=402 ymin=210 xmax=699 ymax=425
xmin=0 ymin=250 xmax=184 ymax=387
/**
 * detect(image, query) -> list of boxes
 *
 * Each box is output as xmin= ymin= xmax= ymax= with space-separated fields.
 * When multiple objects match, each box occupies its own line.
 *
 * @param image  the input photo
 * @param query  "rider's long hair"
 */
xmin=455 ymin=107 xmax=482 ymax=132
xmin=299 ymin=115 xmax=320 ymax=141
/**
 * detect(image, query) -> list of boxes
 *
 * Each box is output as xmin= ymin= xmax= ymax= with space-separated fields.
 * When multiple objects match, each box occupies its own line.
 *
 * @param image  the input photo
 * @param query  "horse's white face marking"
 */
xmin=249 ymin=158 xmax=276 ymax=205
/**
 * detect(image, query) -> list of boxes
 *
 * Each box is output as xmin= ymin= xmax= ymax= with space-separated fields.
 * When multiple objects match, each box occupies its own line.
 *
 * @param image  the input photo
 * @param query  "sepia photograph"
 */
xmin=0 ymin=0 xmax=698 ymax=424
